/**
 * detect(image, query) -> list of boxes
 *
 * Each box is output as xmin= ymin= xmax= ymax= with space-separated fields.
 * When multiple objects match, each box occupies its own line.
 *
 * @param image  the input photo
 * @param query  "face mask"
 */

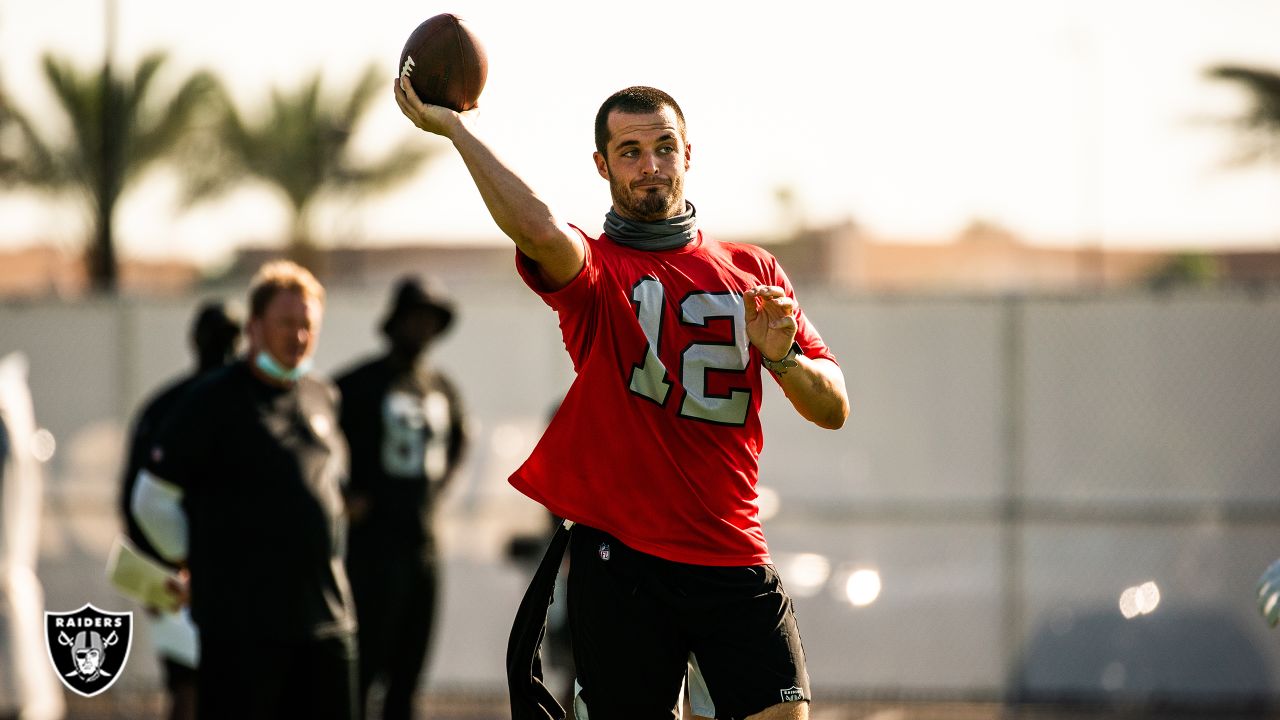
xmin=254 ymin=350 xmax=312 ymax=384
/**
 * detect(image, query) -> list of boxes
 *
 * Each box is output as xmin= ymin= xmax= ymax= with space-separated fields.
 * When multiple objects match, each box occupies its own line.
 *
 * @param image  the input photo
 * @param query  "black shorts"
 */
xmin=568 ymin=525 xmax=810 ymax=720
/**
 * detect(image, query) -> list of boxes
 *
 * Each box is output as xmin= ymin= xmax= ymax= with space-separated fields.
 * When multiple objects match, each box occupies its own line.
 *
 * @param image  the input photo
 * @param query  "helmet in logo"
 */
xmin=68 ymin=630 xmax=116 ymax=681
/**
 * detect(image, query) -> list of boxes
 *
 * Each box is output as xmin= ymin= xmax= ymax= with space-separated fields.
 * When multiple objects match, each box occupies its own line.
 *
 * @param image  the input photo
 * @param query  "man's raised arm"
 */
xmin=394 ymin=76 xmax=583 ymax=290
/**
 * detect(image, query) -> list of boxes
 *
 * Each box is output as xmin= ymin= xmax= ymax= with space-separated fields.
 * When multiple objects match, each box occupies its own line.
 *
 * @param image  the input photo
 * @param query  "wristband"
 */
xmin=762 ymin=342 xmax=803 ymax=375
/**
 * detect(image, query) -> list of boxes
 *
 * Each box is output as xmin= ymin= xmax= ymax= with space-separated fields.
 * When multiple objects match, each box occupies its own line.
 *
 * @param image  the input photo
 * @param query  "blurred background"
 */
xmin=1 ymin=1 xmax=1279 ymax=718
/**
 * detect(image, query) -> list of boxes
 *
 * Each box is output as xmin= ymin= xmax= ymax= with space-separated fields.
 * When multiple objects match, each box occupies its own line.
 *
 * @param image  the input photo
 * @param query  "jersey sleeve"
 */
xmin=514 ymin=225 xmax=602 ymax=371
xmin=120 ymin=390 xmax=174 ymax=560
xmin=120 ymin=402 xmax=156 ymax=538
xmin=145 ymin=381 xmax=217 ymax=493
xmin=770 ymin=254 xmax=838 ymax=366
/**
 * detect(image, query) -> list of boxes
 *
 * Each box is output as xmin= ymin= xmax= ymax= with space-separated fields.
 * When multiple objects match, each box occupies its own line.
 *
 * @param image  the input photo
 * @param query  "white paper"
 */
xmin=147 ymin=607 xmax=200 ymax=668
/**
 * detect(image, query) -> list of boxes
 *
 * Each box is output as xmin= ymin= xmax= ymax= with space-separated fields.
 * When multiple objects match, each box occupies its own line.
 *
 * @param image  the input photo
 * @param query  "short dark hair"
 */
xmin=192 ymin=301 xmax=242 ymax=355
xmin=594 ymin=86 xmax=686 ymax=156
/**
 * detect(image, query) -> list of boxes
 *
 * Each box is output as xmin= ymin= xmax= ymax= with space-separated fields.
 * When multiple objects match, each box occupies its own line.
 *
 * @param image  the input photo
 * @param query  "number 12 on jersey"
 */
xmin=628 ymin=276 xmax=752 ymax=426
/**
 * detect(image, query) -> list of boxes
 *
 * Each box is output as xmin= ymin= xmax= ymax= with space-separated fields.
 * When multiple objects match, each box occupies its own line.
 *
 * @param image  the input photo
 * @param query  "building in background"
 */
xmin=1 ymin=224 xmax=1278 ymax=298
xmin=0 ymin=246 xmax=202 ymax=298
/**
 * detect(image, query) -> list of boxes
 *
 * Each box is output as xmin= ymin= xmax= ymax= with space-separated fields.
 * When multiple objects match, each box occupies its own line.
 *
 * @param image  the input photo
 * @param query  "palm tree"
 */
xmin=0 ymin=52 xmax=220 ymax=293
xmin=1206 ymin=64 xmax=1280 ymax=165
xmin=189 ymin=64 xmax=437 ymax=272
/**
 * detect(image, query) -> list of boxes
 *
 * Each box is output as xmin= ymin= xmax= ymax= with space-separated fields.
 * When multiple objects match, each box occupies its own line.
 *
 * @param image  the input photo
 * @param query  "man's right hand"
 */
xmin=394 ymin=75 xmax=472 ymax=138
xmin=163 ymin=568 xmax=191 ymax=612
xmin=391 ymin=73 xmax=585 ymax=289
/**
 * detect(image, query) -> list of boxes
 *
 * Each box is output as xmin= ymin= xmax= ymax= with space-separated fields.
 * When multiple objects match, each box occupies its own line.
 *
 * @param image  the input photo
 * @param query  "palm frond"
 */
xmin=331 ymin=142 xmax=439 ymax=196
xmin=40 ymin=53 xmax=102 ymax=190
xmin=1207 ymin=64 xmax=1280 ymax=164
xmin=130 ymin=69 xmax=222 ymax=173
xmin=340 ymin=64 xmax=386 ymax=130
xmin=187 ymin=63 xmax=438 ymax=249
xmin=0 ymin=75 xmax=67 ymax=189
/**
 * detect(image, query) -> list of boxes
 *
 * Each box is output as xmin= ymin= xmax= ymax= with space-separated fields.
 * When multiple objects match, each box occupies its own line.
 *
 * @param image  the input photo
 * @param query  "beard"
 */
xmin=608 ymin=172 xmax=685 ymax=222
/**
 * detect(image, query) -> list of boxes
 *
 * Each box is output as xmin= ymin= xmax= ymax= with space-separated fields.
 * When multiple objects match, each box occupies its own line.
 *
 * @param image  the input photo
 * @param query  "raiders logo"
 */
xmin=44 ymin=604 xmax=133 ymax=697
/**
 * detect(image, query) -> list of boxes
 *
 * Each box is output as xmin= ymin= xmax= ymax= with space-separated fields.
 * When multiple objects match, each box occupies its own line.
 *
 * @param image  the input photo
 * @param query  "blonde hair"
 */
xmin=247 ymin=261 xmax=325 ymax=318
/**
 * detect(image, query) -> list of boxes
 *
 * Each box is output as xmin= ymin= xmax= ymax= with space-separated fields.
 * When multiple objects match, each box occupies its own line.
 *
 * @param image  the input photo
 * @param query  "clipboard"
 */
xmin=105 ymin=535 xmax=182 ymax=613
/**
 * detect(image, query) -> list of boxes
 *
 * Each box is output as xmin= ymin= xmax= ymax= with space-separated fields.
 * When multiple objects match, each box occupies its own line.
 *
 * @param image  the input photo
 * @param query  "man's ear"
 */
xmin=593 ymin=151 xmax=610 ymax=180
xmin=684 ymin=141 xmax=692 ymax=171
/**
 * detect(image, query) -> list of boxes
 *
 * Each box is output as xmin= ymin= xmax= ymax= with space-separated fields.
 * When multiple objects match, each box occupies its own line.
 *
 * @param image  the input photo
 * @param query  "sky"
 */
xmin=1 ymin=0 xmax=1279 ymax=265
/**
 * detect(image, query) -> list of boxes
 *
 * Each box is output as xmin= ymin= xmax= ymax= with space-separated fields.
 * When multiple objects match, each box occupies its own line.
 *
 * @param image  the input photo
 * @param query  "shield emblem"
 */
xmin=44 ymin=603 xmax=133 ymax=697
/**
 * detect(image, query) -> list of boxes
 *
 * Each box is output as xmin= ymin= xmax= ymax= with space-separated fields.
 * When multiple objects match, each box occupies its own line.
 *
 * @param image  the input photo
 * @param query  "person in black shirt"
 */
xmin=119 ymin=301 xmax=241 ymax=720
xmin=335 ymin=276 xmax=468 ymax=720
xmin=132 ymin=261 xmax=357 ymax=720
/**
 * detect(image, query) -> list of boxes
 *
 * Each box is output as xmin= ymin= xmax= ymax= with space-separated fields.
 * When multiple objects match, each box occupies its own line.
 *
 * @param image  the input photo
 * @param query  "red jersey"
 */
xmin=510 ymin=227 xmax=837 ymax=566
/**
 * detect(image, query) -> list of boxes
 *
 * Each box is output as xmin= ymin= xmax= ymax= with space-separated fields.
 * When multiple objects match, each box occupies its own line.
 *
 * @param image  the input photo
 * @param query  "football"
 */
xmin=398 ymin=13 xmax=487 ymax=112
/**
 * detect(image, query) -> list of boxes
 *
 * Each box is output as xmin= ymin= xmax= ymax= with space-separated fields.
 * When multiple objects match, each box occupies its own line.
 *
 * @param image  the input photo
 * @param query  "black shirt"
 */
xmin=335 ymin=355 xmax=467 ymax=557
xmin=148 ymin=361 xmax=355 ymax=640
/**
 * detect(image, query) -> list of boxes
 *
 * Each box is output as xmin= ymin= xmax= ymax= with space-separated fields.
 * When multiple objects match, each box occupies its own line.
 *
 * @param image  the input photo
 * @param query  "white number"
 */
xmin=678 ymin=292 xmax=750 ymax=423
xmin=628 ymin=277 xmax=751 ymax=426
xmin=381 ymin=389 xmax=449 ymax=479
xmin=629 ymin=278 xmax=673 ymax=405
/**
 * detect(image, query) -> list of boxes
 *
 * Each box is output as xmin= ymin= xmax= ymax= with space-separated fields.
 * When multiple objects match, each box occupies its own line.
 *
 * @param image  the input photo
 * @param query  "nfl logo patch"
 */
xmin=45 ymin=604 xmax=133 ymax=697
xmin=598 ymin=542 xmax=611 ymax=561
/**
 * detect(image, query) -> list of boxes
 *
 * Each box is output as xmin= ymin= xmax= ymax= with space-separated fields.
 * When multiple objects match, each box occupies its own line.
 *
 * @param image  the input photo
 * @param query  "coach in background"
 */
xmin=132 ymin=261 xmax=358 ymax=720
xmin=335 ymin=276 xmax=468 ymax=720
xmin=119 ymin=301 xmax=240 ymax=720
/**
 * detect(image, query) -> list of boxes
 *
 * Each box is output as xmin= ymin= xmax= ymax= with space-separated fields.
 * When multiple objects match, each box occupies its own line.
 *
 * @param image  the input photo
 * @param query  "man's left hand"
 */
xmin=743 ymin=285 xmax=797 ymax=364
